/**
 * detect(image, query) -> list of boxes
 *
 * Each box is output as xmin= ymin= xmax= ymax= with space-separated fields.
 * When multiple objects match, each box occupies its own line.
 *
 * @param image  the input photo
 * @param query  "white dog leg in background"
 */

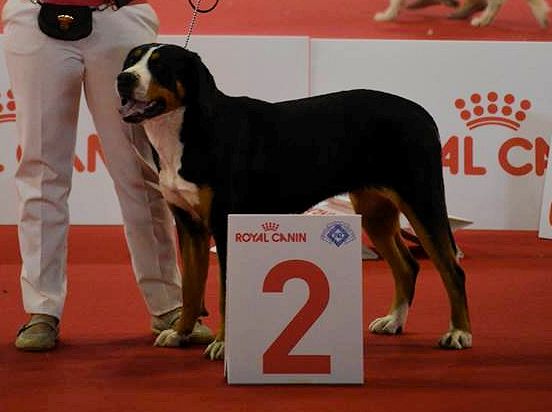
xmin=527 ymin=0 xmax=550 ymax=27
xmin=470 ymin=0 xmax=505 ymax=26
xmin=374 ymin=0 xmax=405 ymax=21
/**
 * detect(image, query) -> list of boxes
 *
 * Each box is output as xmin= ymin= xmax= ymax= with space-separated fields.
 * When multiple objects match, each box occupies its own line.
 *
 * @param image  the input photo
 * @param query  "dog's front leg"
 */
xmin=204 ymin=216 xmax=227 ymax=360
xmin=155 ymin=213 xmax=211 ymax=347
xmin=204 ymin=315 xmax=225 ymax=360
xmin=203 ymin=268 xmax=225 ymax=359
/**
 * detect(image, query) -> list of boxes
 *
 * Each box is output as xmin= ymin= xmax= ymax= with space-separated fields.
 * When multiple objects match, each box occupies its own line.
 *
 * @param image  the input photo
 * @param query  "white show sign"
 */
xmin=225 ymin=214 xmax=363 ymax=384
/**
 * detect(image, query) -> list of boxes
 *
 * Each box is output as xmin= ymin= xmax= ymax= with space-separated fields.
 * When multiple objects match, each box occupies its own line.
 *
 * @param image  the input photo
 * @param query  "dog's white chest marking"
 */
xmin=143 ymin=107 xmax=200 ymax=212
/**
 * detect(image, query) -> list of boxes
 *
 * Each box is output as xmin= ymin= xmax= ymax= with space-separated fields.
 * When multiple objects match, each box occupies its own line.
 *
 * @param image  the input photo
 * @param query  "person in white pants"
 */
xmin=1 ymin=0 xmax=212 ymax=350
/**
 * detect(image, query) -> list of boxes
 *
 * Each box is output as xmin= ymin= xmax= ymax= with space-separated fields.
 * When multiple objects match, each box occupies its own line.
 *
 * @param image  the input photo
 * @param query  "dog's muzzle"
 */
xmin=116 ymin=71 xmax=138 ymax=99
xmin=117 ymin=71 xmax=166 ymax=123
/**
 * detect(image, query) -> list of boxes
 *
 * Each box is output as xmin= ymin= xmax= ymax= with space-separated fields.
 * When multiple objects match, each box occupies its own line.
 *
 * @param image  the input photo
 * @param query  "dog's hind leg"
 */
xmin=350 ymin=189 xmax=420 ymax=335
xmin=399 ymin=198 xmax=472 ymax=349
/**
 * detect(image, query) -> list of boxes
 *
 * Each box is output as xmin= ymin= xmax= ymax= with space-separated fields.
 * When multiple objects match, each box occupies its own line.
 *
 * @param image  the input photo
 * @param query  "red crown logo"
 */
xmin=261 ymin=222 xmax=279 ymax=232
xmin=0 ymin=89 xmax=16 ymax=124
xmin=455 ymin=92 xmax=531 ymax=131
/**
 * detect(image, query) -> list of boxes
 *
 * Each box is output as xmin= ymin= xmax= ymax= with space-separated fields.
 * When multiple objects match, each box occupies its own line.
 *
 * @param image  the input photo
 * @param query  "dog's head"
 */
xmin=117 ymin=43 xmax=217 ymax=123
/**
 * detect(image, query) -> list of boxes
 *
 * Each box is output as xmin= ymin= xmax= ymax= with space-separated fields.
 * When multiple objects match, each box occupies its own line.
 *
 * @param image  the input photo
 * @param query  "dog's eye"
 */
xmin=149 ymin=59 xmax=171 ymax=78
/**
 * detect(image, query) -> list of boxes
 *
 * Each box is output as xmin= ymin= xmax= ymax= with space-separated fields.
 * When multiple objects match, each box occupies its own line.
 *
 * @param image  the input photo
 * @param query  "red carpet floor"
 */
xmin=148 ymin=0 xmax=552 ymax=41
xmin=1 ymin=226 xmax=551 ymax=411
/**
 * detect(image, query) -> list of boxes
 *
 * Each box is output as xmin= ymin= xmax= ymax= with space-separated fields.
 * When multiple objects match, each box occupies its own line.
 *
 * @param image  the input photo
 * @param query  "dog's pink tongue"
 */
xmin=119 ymin=100 xmax=148 ymax=118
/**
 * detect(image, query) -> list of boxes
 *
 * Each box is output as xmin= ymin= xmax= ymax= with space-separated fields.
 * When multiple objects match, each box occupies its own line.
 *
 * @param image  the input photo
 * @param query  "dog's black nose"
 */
xmin=116 ymin=71 xmax=138 ymax=97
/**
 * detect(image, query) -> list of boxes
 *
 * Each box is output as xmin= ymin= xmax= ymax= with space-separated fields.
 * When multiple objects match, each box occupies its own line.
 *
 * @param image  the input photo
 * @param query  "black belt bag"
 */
xmin=37 ymin=1 xmax=133 ymax=41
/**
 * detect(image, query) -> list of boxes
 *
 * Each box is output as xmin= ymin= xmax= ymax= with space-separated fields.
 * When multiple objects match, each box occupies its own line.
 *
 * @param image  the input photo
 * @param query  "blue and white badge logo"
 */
xmin=321 ymin=221 xmax=356 ymax=247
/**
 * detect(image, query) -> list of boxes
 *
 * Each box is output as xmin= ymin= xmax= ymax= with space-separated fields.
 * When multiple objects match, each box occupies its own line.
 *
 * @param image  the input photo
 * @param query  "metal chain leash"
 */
xmin=184 ymin=0 xmax=220 ymax=49
xmin=184 ymin=0 xmax=202 ymax=49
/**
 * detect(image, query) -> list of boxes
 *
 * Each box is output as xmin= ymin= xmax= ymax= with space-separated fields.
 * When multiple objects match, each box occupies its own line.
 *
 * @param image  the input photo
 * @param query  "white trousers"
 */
xmin=2 ymin=0 xmax=182 ymax=319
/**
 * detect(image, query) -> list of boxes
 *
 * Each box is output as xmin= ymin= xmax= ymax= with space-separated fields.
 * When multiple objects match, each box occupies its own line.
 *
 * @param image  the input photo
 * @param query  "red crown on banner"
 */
xmin=261 ymin=222 xmax=279 ymax=232
xmin=455 ymin=92 xmax=531 ymax=131
xmin=0 ymin=89 xmax=16 ymax=124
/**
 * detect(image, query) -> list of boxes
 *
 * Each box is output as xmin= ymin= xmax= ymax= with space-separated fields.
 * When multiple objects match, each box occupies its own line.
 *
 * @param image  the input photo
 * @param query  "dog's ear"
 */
xmin=177 ymin=50 xmax=218 ymax=118
xmin=192 ymin=53 xmax=218 ymax=118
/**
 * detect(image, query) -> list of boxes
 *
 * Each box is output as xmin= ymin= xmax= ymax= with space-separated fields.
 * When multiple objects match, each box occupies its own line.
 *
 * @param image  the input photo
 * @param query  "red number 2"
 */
xmin=262 ymin=259 xmax=331 ymax=374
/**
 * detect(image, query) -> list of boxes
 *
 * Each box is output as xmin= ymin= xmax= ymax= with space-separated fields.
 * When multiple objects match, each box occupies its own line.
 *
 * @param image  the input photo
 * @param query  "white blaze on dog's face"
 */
xmin=117 ymin=44 xmax=200 ymax=216
xmin=121 ymin=45 xmax=159 ymax=103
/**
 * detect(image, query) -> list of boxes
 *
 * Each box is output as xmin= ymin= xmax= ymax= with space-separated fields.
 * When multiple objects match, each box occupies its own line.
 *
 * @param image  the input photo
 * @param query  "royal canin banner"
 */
xmin=0 ymin=37 xmax=550 ymax=230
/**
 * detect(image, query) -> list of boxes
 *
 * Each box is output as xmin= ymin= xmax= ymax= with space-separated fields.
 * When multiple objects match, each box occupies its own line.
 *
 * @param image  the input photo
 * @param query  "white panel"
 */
xmin=539 ymin=135 xmax=552 ymax=238
xmin=311 ymin=39 xmax=552 ymax=230
xmin=2 ymin=36 xmax=550 ymax=229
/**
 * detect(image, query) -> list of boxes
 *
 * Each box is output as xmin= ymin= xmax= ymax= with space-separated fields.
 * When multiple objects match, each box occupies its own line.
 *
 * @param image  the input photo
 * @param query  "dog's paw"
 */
xmin=368 ymin=315 xmax=404 ymax=335
xmin=369 ymin=304 xmax=408 ymax=335
xmin=204 ymin=340 xmax=225 ymax=360
xmin=470 ymin=13 xmax=493 ymax=26
xmin=438 ymin=329 xmax=472 ymax=350
xmin=374 ymin=9 xmax=398 ymax=22
xmin=154 ymin=328 xmax=187 ymax=347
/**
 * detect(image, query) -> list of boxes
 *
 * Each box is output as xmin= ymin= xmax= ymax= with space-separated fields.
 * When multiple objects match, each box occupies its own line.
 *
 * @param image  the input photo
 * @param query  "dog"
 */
xmin=376 ymin=0 xmax=550 ymax=27
xmin=374 ymin=0 xmax=459 ymax=22
xmin=117 ymin=43 xmax=473 ymax=360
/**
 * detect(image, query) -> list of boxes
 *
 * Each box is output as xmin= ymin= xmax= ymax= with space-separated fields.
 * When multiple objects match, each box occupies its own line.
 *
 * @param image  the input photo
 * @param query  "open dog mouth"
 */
xmin=119 ymin=98 xmax=166 ymax=123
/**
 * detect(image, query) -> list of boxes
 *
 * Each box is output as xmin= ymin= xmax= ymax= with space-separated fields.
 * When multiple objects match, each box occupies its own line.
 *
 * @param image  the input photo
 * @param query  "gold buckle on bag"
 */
xmin=57 ymin=14 xmax=74 ymax=30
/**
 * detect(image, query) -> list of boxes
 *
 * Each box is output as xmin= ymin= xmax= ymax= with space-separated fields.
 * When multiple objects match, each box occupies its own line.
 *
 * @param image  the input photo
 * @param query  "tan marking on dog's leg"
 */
xmin=399 ymin=202 xmax=472 ymax=349
xmin=350 ymin=189 xmax=419 ymax=335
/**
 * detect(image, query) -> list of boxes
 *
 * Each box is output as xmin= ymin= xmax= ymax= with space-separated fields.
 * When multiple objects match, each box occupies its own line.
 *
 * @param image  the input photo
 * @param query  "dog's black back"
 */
xmin=181 ymin=87 xmax=445 ymax=220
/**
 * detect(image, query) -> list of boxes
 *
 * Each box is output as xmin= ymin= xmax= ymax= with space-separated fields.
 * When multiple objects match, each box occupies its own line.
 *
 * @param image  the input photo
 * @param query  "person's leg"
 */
xmin=82 ymin=5 xmax=212 ymax=343
xmin=82 ymin=5 xmax=183 ymax=316
xmin=2 ymin=0 xmax=84 ymax=349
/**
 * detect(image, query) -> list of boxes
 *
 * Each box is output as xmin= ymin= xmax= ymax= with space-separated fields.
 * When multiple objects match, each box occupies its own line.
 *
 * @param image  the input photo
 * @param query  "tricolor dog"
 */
xmin=117 ymin=43 xmax=472 ymax=360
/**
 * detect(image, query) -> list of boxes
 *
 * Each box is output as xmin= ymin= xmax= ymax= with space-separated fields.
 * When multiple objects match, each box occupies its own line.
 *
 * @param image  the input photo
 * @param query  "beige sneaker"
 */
xmin=151 ymin=308 xmax=214 ymax=344
xmin=15 ymin=314 xmax=59 ymax=351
